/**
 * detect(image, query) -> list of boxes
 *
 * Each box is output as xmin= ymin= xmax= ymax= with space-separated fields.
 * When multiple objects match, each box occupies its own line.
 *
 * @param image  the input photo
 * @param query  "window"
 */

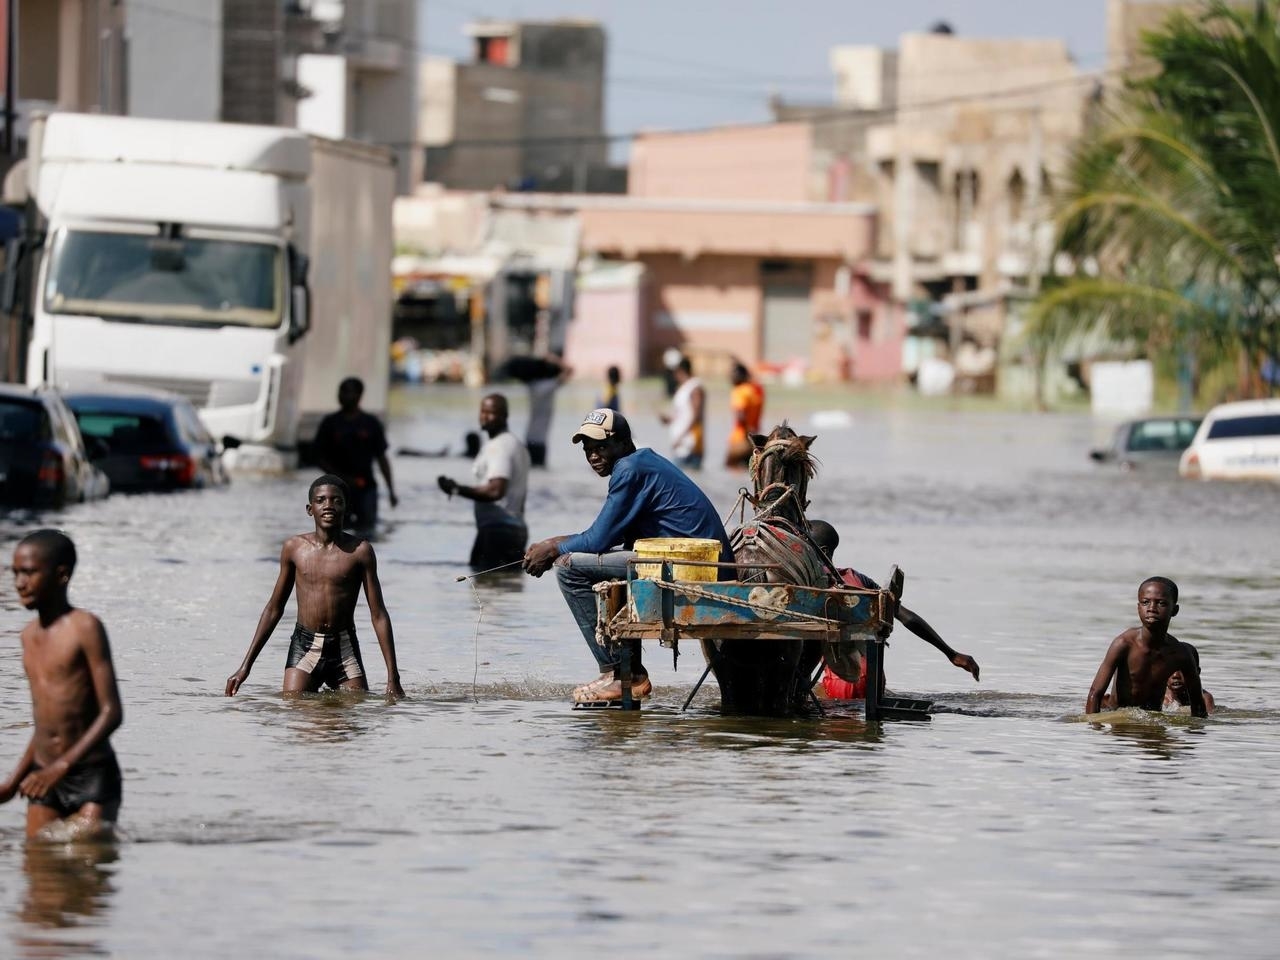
xmin=1126 ymin=419 xmax=1198 ymax=452
xmin=857 ymin=310 xmax=874 ymax=341
xmin=0 ymin=401 xmax=49 ymax=443
xmin=73 ymin=412 xmax=170 ymax=454
xmin=45 ymin=230 xmax=283 ymax=328
xmin=1007 ymin=169 xmax=1026 ymax=224
xmin=1206 ymin=414 xmax=1280 ymax=440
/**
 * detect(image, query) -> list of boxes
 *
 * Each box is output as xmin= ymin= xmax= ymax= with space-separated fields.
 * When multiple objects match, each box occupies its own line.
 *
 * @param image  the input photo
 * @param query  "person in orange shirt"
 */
xmin=726 ymin=362 xmax=765 ymax=468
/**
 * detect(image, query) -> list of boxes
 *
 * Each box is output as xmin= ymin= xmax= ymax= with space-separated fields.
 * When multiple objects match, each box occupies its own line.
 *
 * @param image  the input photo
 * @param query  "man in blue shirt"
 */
xmin=523 ymin=409 xmax=732 ymax=704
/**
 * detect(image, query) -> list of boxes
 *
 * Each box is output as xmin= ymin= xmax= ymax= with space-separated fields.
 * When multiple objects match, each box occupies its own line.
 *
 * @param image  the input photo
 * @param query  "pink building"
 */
xmin=498 ymin=123 xmax=902 ymax=383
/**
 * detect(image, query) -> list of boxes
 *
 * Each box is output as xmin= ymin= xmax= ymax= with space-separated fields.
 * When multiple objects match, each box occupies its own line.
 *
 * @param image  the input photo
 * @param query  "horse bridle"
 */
xmin=750 ymin=437 xmax=810 ymax=512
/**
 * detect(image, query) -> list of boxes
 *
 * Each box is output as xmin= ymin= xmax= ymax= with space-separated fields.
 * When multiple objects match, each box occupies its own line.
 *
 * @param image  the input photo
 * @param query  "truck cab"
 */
xmin=21 ymin=114 xmax=314 ymax=455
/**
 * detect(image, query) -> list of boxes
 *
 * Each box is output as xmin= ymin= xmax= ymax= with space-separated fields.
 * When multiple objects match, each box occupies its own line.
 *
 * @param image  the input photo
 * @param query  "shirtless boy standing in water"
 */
xmin=1 ymin=530 xmax=123 ymax=840
xmin=1086 ymin=577 xmax=1206 ymax=717
xmin=225 ymin=475 xmax=404 ymax=698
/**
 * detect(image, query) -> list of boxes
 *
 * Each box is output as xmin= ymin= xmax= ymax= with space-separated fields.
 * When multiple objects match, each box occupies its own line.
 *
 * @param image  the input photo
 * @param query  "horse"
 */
xmin=707 ymin=423 xmax=833 ymax=716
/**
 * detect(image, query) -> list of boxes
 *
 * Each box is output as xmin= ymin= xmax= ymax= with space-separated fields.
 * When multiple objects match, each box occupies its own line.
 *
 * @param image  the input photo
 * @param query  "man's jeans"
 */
xmin=555 ymin=550 xmax=637 ymax=670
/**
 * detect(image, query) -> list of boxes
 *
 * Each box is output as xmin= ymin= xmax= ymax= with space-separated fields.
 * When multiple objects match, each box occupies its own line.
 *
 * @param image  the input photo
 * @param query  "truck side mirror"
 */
xmin=289 ymin=285 xmax=310 ymax=343
xmin=288 ymin=244 xmax=310 ymax=286
xmin=287 ymin=244 xmax=310 ymax=343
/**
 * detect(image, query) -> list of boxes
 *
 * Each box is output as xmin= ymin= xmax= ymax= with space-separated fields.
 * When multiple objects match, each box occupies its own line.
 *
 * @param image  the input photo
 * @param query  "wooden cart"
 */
xmin=589 ymin=559 xmax=932 ymax=720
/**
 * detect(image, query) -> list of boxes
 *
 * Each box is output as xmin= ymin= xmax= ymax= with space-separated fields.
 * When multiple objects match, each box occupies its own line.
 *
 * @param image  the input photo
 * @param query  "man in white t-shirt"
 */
xmin=437 ymin=394 xmax=531 ymax=570
xmin=660 ymin=356 xmax=705 ymax=470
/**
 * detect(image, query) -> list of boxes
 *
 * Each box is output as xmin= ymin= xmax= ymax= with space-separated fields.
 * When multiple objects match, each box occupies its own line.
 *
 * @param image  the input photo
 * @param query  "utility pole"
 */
xmin=3 ymin=0 xmax=15 ymax=157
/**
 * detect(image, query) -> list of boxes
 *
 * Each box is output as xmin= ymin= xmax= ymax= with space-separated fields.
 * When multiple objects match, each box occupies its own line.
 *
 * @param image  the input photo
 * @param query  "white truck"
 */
xmin=10 ymin=112 xmax=394 ymax=467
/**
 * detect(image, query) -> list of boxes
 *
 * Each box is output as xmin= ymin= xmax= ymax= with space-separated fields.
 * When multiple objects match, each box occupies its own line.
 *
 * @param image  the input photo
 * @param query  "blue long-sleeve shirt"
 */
xmin=558 ymin=448 xmax=733 ymax=562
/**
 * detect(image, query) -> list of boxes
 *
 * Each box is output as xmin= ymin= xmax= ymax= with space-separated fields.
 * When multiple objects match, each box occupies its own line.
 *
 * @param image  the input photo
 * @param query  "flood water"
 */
xmin=1 ymin=382 xmax=1278 ymax=958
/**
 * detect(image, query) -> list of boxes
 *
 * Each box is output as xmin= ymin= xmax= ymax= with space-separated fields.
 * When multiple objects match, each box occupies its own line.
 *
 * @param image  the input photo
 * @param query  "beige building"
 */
xmin=556 ymin=122 xmax=895 ymax=383
xmin=854 ymin=30 xmax=1093 ymax=383
xmin=420 ymin=19 xmax=615 ymax=193
xmin=1105 ymin=0 xmax=1198 ymax=82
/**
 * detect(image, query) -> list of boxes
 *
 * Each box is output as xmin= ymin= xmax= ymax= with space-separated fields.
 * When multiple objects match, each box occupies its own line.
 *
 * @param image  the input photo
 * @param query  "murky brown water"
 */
xmin=2 ymin=382 xmax=1278 ymax=958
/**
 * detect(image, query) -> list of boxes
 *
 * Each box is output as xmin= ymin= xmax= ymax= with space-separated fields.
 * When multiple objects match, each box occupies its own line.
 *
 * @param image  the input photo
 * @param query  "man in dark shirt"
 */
xmin=314 ymin=378 xmax=398 ymax=530
xmin=523 ymin=409 xmax=731 ymax=703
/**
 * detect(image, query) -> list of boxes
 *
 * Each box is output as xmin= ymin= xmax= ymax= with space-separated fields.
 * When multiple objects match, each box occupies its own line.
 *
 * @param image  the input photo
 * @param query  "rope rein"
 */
xmin=648 ymin=578 xmax=866 ymax=627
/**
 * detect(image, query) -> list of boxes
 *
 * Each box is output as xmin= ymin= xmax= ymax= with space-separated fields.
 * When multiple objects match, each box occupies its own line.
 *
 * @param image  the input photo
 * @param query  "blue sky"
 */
xmin=420 ymin=0 xmax=1109 ymax=137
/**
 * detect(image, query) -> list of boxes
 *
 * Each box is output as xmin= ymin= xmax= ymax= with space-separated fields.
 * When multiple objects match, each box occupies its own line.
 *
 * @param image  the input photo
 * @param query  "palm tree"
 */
xmin=1033 ymin=0 xmax=1280 ymax=400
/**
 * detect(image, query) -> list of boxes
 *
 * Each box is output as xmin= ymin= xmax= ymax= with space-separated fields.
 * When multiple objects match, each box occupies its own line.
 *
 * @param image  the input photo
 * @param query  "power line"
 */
xmin=116 ymin=0 xmax=1117 ymax=155
xmin=128 ymin=0 xmax=1108 ymax=97
xmin=386 ymin=67 xmax=1114 ymax=150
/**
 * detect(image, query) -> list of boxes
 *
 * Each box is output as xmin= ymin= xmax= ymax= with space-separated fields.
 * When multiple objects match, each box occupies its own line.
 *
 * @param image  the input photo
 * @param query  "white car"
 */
xmin=1179 ymin=399 xmax=1280 ymax=480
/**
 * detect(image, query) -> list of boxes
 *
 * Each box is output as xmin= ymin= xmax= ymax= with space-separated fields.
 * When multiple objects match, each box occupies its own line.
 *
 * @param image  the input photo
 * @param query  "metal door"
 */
xmin=761 ymin=262 xmax=813 ymax=365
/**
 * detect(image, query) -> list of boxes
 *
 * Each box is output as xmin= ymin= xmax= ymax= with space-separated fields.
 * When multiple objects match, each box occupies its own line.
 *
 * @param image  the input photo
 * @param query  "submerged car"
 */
xmin=1090 ymin=416 xmax=1201 ymax=470
xmin=0 ymin=384 xmax=110 ymax=508
xmin=1179 ymin=399 xmax=1280 ymax=481
xmin=66 ymin=386 xmax=230 ymax=491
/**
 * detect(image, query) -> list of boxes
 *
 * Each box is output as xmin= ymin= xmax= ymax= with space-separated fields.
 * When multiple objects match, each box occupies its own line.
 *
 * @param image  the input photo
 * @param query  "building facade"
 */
xmin=593 ymin=123 xmax=897 ymax=384
xmin=12 ymin=0 xmax=126 ymax=138
xmin=297 ymin=0 xmax=419 ymax=193
xmin=420 ymin=19 xmax=618 ymax=193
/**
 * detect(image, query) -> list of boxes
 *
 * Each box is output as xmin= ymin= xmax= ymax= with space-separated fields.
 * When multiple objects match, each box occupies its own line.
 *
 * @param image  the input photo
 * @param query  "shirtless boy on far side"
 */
xmin=1086 ymin=577 xmax=1206 ymax=717
xmin=1165 ymin=644 xmax=1215 ymax=714
xmin=1 ymin=530 xmax=123 ymax=840
xmin=225 ymin=475 xmax=404 ymax=698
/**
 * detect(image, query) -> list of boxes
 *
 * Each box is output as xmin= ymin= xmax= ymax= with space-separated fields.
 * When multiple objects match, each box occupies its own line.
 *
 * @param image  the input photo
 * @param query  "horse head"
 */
xmin=748 ymin=423 xmax=817 ymax=528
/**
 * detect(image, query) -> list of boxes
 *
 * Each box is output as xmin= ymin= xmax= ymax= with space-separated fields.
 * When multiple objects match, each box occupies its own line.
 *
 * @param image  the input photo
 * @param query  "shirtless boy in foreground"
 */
xmin=1 ymin=530 xmax=123 ymax=840
xmin=1086 ymin=577 xmax=1206 ymax=717
xmin=225 ymin=475 xmax=404 ymax=698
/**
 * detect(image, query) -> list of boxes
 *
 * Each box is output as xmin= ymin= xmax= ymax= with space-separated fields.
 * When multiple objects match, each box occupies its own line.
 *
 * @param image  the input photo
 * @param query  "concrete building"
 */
xmin=11 ymin=0 xmax=126 ymax=140
xmin=769 ymin=45 xmax=898 ymax=204
xmin=10 ymin=1 xmax=321 ymax=133
xmin=123 ymin=0 xmax=222 ymax=122
xmin=221 ymin=1 xmax=322 ymax=127
xmin=298 ymin=0 xmax=419 ymax=193
xmin=1105 ymin=0 xmax=1197 ymax=84
xmin=587 ymin=124 xmax=892 ymax=382
xmin=858 ymin=31 xmax=1093 ymax=389
xmin=421 ymin=19 xmax=619 ymax=193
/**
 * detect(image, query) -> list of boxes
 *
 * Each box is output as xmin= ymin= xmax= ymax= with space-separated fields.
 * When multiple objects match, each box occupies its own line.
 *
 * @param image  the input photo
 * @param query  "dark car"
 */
xmin=1090 ymin=416 xmax=1201 ymax=470
xmin=66 ymin=386 xmax=230 ymax=491
xmin=0 ymin=385 xmax=110 ymax=508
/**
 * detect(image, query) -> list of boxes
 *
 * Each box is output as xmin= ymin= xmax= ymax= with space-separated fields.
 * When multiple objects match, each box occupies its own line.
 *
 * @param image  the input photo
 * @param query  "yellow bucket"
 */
xmin=633 ymin=538 xmax=721 ymax=582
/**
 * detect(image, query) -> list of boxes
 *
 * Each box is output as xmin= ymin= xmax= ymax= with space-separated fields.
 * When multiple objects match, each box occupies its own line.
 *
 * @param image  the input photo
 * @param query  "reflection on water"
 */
xmin=1 ymin=387 xmax=1278 ymax=956
xmin=256 ymin=691 xmax=395 ymax=746
xmin=15 ymin=842 xmax=117 ymax=958
xmin=1089 ymin=717 xmax=1196 ymax=762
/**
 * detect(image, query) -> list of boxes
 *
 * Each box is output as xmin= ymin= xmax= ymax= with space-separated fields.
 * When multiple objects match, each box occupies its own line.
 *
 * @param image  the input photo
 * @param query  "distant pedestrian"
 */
xmin=314 ymin=377 xmax=398 ymax=530
xmin=503 ymin=354 xmax=572 ymax=468
xmin=437 ymin=394 xmax=531 ymax=570
xmin=660 ymin=356 xmax=705 ymax=470
xmin=600 ymin=365 xmax=622 ymax=412
xmin=661 ymin=348 xmax=683 ymax=398
xmin=726 ymin=361 xmax=765 ymax=468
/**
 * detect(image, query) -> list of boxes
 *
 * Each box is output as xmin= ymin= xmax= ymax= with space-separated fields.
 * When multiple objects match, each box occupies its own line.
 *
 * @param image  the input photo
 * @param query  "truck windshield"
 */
xmin=43 ymin=229 xmax=282 ymax=328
